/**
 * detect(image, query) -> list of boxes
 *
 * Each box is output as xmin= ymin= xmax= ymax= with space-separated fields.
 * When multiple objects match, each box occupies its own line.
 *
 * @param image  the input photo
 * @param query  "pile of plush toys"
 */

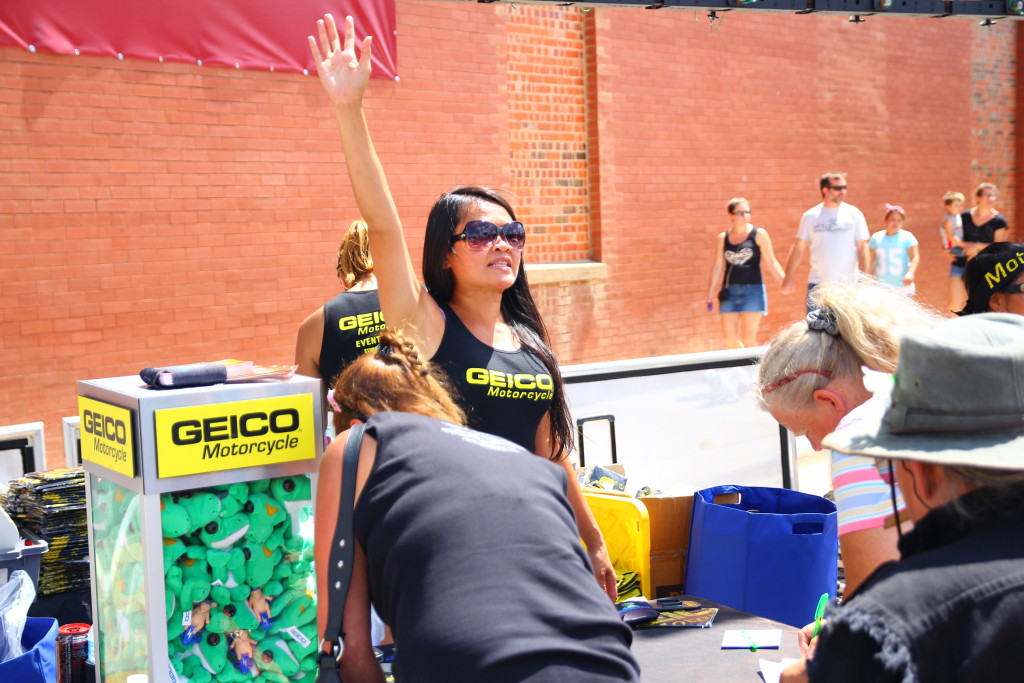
xmin=161 ymin=475 xmax=318 ymax=682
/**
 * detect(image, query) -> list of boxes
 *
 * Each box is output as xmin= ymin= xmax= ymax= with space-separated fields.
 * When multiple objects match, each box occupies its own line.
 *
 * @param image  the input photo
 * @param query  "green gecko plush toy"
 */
xmin=161 ymin=494 xmax=191 ymax=538
xmin=211 ymin=482 xmax=249 ymax=517
xmin=269 ymin=475 xmax=311 ymax=503
xmin=207 ymin=601 xmax=256 ymax=634
xmin=240 ymin=542 xmax=281 ymax=588
xmin=281 ymin=621 xmax=318 ymax=663
xmin=163 ymin=537 xmax=188 ymax=571
xmin=177 ymin=545 xmax=213 ymax=606
xmin=206 ymin=546 xmax=246 ymax=585
xmin=199 ymin=511 xmax=250 ymax=550
xmin=178 ymin=654 xmax=213 ymax=683
xmin=178 ymin=492 xmax=222 ymax=538
xmin=267 ymin=588 xmax=316 ymax=636
xmin=193 ymin=631 xmax=230 ymax=679
xmin=258 ymin=637 xmax=302 ymax=679
xmin=243 ymin=492 xmax=287 ymax=545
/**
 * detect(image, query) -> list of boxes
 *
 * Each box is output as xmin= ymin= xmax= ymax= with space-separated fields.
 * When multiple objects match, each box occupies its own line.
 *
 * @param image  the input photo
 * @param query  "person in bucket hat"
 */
xmin=782 ymin=313 xmax=1024 ymax=683
xmin=956 ymin=241 xmax=1024 ymax=316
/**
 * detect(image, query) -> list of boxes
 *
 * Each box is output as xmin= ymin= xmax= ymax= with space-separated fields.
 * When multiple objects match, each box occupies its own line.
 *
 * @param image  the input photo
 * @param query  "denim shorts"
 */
xmin=719 ymin=283 xmax=767 ymax=314
xmin=950 ymin=263 xmax=965 ymax=278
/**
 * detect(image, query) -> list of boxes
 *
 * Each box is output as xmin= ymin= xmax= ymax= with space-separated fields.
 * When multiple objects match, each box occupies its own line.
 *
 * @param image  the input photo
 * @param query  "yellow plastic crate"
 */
xmin=584 ymin=490 xmax=651 ymax=599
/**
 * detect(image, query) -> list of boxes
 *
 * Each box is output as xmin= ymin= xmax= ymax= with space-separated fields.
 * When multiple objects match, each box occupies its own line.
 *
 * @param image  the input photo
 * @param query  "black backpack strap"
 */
xmin=317 ymin=422 xmax=367 ymax=683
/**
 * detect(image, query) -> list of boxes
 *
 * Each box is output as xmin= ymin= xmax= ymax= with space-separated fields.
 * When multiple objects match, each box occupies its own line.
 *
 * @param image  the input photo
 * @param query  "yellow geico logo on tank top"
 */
xmin=338 ymin=311 xmax=385 ymax=334
xmin=338 ymin=310 xmax=386 ymax=351
xmin=465 ymin=368 xmax=554 ymax=402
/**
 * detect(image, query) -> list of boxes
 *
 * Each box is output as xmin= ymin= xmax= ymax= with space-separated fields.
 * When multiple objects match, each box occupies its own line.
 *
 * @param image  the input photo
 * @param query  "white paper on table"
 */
xmin=758 ymin=658 xmax=801 ymax=683
xmin=720 ymin=629 xmax=782 ymax=649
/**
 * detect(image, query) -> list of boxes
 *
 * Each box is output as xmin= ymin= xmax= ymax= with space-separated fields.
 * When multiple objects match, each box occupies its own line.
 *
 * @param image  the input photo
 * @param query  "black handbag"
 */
xmin=316 ymin=423 xmax=366 ymax=683
xmin=717 ymin=263 xmax=733 ymax=302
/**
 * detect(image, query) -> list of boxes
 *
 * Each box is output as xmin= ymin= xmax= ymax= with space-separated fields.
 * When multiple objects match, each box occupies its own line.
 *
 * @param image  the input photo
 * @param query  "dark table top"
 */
xmin=630 ymin=597 xmax=803 ymax=681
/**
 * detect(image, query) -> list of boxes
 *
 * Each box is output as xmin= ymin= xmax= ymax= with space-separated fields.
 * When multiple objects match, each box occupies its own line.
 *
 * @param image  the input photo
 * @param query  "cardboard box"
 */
xmin=639 ymin=495 xmax=692 ymax=598
xmin=640 ymin=491 xmax=740 ymax=598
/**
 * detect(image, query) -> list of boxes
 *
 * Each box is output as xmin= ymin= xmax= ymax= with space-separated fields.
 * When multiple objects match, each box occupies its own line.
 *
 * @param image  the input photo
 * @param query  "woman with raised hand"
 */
xmin=315 ymin=329 xmax=640 ymax=682
xmin=308 ymin=14 xmax=616 ymax=600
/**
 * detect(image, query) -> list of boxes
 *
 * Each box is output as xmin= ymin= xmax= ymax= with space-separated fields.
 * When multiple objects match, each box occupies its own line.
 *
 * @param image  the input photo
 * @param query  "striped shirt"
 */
xmin=830 ymin=393 xmax=906 ymax=536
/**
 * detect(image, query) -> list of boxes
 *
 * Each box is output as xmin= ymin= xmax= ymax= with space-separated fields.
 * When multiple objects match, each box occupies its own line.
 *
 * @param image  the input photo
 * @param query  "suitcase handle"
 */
xmin=576 ymin=415 xmax=616 ymax=468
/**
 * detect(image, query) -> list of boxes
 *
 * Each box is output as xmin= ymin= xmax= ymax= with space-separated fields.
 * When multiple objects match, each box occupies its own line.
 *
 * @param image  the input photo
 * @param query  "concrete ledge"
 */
xmin=525 ymin=261 xmax=608 ymax=285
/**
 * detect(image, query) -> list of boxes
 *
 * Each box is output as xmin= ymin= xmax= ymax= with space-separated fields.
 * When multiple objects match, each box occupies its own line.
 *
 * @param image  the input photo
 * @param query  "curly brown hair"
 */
xmin=332 ymin=328 xmax=466 ymax=433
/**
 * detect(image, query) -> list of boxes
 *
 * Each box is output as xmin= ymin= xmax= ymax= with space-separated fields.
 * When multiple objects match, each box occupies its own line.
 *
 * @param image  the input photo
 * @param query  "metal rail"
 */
xmin=442 ymin=0 xmax=1023 ymax=22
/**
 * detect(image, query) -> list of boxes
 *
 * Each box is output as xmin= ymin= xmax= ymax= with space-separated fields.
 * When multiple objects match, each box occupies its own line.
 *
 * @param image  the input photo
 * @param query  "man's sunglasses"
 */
xmin=450 ymin=220 xmax=526 ymax=251
xmin=829 ymin=185 xmax=848 ymax=191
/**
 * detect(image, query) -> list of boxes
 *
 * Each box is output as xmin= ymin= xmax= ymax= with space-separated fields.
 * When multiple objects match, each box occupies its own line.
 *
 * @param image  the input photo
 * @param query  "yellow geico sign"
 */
xmin=154 ymin=394 xmax=316 ymax=478
xmin=78 ymin=396 xmax=136 ymax=478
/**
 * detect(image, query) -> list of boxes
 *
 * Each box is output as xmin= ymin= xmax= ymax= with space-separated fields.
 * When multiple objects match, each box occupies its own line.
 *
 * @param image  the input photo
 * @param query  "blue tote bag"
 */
xmin=685 ymin=485 xmax=837 ymax=628
xmin=0 ymin=617 xmax=58 ymax=682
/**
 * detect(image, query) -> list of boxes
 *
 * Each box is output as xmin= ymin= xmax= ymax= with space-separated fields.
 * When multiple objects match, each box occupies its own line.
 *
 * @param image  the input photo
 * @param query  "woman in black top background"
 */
xmin=958 ymin=182 xmax=1009 ymax=259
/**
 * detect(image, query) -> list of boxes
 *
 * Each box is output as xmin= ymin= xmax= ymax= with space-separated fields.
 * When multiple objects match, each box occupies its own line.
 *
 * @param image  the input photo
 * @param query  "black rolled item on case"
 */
xmin=139 ymin=363 xmax=228 ymax=389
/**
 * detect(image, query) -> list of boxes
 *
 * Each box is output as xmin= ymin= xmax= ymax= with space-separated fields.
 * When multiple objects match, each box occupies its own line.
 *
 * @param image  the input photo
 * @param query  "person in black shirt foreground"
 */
xmin=315 ymin=329 xmax=640 ymax=683
xmin=782 ymin=313 xmax=1024 ymax=683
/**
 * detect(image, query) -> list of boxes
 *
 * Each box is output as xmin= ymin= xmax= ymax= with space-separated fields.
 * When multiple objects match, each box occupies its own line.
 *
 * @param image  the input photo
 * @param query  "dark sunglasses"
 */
xmin=875 ymin=458 xmax=896 ymax=485
xmin=829 ymin=185 xmax=848 ymax=191
xmin=450 ymin=220 xmax=526 ymax=251
xmin=732 ymin=210 xmax=752 ymax=215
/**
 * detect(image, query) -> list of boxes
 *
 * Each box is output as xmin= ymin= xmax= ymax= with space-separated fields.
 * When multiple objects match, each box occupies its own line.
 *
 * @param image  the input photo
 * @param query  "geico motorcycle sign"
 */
xmin=78 ymin=396 xmax=136 ymax=478
xmin=154 ymin=394 xmax=315 ymax=478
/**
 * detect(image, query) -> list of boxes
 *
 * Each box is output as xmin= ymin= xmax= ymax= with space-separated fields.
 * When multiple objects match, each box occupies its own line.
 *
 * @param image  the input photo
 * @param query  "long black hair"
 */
xmin=422 ymin=185 xmax=574 ymax=459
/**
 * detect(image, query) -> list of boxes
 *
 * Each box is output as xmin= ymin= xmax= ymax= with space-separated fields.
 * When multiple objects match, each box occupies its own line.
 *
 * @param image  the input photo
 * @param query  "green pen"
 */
xmin=739 ymin=629 xmax=758 ymax=652
xmin=811 ymin=592 xmax=829 ymax=639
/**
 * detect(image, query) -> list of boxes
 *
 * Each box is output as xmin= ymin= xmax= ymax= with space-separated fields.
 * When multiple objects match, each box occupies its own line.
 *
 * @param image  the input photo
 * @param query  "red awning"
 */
xmin=0 ymin=0 xmax=398 ymax=79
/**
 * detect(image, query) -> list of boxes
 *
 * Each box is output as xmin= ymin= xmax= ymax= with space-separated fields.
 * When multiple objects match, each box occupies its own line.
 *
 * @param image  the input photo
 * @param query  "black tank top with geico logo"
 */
xmin=722 ymin=226 xmax=763 ymax=286
xmin=430 ymin=303 xmax=553 ymax=453
xmin=320 ymin=290 xmax=384 ymax=388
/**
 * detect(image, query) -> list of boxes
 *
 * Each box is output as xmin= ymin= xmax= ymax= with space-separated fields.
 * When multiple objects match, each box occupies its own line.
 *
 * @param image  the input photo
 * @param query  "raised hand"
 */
xmin=308 ymin=14 xmax=372 ymax=109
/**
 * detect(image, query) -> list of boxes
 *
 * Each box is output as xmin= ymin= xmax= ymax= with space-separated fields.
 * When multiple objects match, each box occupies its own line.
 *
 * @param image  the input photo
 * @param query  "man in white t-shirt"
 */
xmin=782 ymin=173 xmax=870 ymax=305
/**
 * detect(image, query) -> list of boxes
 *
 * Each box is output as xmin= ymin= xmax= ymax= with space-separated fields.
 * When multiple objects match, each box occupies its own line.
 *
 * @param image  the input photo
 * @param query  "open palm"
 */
xmin=308 ymin=14 xmax=373 ymax=108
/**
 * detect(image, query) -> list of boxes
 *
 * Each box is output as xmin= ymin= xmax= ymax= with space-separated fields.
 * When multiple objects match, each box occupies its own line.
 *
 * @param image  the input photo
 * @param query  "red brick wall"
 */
xmin=0 ymin=2 xmax=1016 ymax=467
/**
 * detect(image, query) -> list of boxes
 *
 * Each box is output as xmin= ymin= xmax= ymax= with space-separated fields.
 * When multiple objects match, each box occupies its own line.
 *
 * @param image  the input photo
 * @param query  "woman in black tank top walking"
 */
xmin=309 ymin=15 xmax=616 ymax=600
xmin=704 ymin=198 xmax=785 ymax=348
